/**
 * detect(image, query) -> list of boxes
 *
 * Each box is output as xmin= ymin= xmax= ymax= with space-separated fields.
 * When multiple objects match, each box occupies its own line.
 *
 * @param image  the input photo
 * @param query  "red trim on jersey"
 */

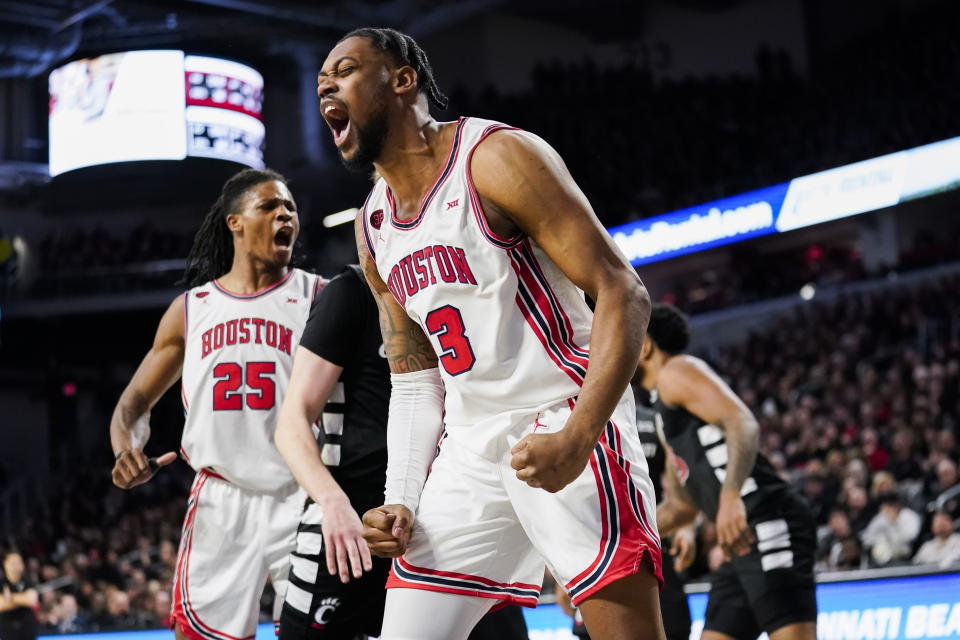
xmin=183 ymin=291 xmax=190 ymax=343
xmin=386 ymin=557 xmax=540 ymax=608
xmin=358 ymin=189 xmax=378 ymax=263
xmin=181 ymin=292 xmax=190 ymax=413
xmin=565 ymin=450 xmax=611 ymax=590
xmin=562 ymin=401 xmax=663 ymax=606
xmin=174 ymin=472 xmax=256 ymax=640
xmin=518 ymin=239 xmax=590 ymax=360
xmin=393 ymin=557 xmax=541 ymax=591
xmin=607 ymin=420 xmax=661 ymax=550
xmin=508 ymin=250 xmax=588 ymax=385
xmin=311 ymin=275 xmax=325 ymax=305
xmin=388 ymin=117 xmax=466 ymax=231
xmin=511 ymin=246 xmax=589 ymax=370
xmin=173 ymin=474 xmax=206 ymax=639
xmin=212 ymin=269 xmax=294 ymax=300
xmin=384 ymin=576 xmax=540 ymax=608
xmin=466 ymin=123 xmax=525 ymax=248
xmin=200 ymin=468 xmax=228 ymax=482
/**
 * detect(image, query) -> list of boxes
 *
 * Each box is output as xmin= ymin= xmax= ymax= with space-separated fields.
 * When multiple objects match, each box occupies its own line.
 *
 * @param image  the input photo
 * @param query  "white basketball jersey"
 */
xmin=181 ymin=268 xmax=321 ymax=492
xmin=361 ymin=117 xmax=594 ymax=455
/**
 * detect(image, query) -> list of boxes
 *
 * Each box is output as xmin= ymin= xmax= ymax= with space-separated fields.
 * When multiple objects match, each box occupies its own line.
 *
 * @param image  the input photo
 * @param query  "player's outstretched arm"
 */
xmin=355 ymin=214 xmax=444 ymax=557
xmin=109 ymin=296 xmax=182 ymax=489
xmin=658 ymin=355 xmax=758 ymax=558
xmin=275 ymin=345 xmax=373 ymax=582
xmin=472 ymin=130 xmax=651 ymax=492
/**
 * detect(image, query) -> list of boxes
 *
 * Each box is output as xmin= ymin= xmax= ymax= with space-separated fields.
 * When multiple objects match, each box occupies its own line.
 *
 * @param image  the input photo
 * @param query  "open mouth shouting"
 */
xmin=273 ymin=225 xmax=295 ymax=251
xmin=322 ymin=100 xmax=351 ymax=147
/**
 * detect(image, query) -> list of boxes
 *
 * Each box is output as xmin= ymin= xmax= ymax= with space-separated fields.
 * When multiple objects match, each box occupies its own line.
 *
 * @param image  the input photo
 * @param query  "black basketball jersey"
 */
xmin=652 ymin=390 xmax=789 ymax=522
xmin=636 ymin=404 xmax=666 ymax=504
xmin=299 ymin=265 xmax=389 ymax=489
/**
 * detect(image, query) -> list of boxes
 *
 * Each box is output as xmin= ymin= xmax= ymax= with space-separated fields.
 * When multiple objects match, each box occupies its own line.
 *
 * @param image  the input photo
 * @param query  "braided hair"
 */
xmin=180 ymin=168 xmax=287 ymax=288
xmin=339 ymin=27 xmax=448 ymax=110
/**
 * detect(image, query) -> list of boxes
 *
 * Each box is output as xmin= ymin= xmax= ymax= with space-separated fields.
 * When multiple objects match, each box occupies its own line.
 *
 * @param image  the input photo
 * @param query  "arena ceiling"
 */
xmin=0 ymin=0 xmax=746 ymax=78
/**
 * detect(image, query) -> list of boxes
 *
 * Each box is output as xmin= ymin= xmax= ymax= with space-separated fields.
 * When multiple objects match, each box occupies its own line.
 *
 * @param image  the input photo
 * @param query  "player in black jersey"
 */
xmin=638 ymin=304 xmax=816 ymax=640
xmin=274 ymin=265 xmax=391 ymax=639
xmin=273 ymin=265 xmax=528 ymax=640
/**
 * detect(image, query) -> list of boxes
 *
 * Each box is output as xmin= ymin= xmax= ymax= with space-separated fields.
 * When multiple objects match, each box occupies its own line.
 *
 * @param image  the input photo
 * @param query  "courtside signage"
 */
xmin=32 ymin=572 xmax=960 ymax=640
xmin=609 ymin=136 xmax=960 ymax=266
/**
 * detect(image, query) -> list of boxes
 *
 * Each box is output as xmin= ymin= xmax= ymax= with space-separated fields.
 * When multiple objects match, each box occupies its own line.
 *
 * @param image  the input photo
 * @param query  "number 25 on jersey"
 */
xmin=212 ymin=361 xmax=276 ymax=410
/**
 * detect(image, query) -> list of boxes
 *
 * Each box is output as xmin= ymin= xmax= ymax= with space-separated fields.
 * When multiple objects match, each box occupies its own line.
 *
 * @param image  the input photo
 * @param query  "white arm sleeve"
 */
xmin=384 ymin=367 xmax=445 ymax=513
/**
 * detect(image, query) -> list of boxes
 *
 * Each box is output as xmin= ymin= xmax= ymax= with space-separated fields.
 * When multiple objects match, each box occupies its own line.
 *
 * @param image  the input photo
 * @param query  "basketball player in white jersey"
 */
xmin=109 ymin=168 xmax=322 ymax=640
xmin=317 ymin=28 xmax=665 ymax=640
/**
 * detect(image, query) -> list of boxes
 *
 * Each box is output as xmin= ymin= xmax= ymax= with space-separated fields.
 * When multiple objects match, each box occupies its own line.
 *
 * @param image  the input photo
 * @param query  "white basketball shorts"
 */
xmin=173 ymin=469 xmax=305 ymax=640
xmin=386 ymin=391 xmax=662 ymax=608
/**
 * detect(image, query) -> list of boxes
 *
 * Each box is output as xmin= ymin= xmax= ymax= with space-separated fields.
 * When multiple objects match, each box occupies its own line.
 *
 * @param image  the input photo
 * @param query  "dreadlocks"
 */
xmin=340 ymin=27 xmax=449 ymax=110
xmin=180 ymin=168 xmax=287 ymax=289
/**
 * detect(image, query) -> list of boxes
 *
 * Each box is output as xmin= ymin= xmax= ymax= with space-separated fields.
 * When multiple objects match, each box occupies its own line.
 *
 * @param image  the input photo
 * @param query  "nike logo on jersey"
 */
xmin=386 ymin=245 xmax=477 ymax=307
xmin=378 ymin=344 xmax=387 ymax=359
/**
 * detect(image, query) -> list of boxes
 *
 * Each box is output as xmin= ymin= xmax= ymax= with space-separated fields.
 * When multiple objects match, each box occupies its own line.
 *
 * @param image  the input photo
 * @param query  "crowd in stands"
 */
xmin=709 ymin=272 xmax=960 ymax=571
xmin=450 ymin=3 xmax=959 ymax=226
xmin=0 ymin=462 xmax=276 ymax=632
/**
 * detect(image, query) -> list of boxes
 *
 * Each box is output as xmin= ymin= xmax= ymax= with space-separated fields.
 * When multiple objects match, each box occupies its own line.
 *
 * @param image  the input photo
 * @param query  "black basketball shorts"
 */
xmin=704 ymin=494 xmax=817 ymax=639
xmin=278 ymin=494 xmax=392 ymax=640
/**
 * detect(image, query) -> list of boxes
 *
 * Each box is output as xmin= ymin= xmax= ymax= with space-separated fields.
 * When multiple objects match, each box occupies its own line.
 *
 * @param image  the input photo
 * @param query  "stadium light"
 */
xmin=323 ymin=207 xmax=359 ymax=228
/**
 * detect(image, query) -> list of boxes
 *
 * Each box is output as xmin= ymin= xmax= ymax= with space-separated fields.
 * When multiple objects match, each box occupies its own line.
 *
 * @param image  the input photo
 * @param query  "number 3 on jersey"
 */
xmin=213 ymin=361 xmax=276 ymax=410
xmin=425 ymin=305 xmax=475 ymax=376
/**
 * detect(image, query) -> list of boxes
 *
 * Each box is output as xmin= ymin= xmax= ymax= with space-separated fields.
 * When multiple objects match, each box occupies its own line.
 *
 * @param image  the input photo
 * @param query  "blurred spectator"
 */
xmin=912 ymin=511 xmax=960 ymax=568
xmin=930 ymin=459 xmax=960 ymax=520
xmin=861 ymin=492 xmax=922 ymax=566
xmin=0 ymin=552 xmax=39 ymax=640
xmin=835 ymin=536 xmax=866 ymax=571
xmin=817 ymin=510 xmax=854 ymax=570
xmin=52 ymin=594 xmax=89 ymax=633
xmin=886 ymin=429 xmax=925 ymax=482
xmin=861 ymin=429 xmax=889 ymax=472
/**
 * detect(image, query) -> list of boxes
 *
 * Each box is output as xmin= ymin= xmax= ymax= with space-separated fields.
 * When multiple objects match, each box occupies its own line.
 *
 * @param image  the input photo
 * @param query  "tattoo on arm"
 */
xmin=374 ymin=295 xmax=438 ymax=374
xmin=719 ymin=414 xmax=759 ymax=494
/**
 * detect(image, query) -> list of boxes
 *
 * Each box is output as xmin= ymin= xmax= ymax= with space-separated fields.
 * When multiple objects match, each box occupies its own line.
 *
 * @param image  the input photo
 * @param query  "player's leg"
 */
xmin=700 ymin=559 xmax=761 ymax=640
xmin=769 ymin=623 xmax=817 ymax=640
xmin=699 ymin=632 xmax=740 ymax=640
xmin=468 ymin=605 xmax=530 ymax=640
xmin=576 ymin=556 xmax=665 ymax=640
xmin=171 ymin=470 xmax=268 ymax=640
xmin=380 ymin=588 xmax=493 ymax=640
xmin=657 ymin=553 xmax=692 ymax=640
